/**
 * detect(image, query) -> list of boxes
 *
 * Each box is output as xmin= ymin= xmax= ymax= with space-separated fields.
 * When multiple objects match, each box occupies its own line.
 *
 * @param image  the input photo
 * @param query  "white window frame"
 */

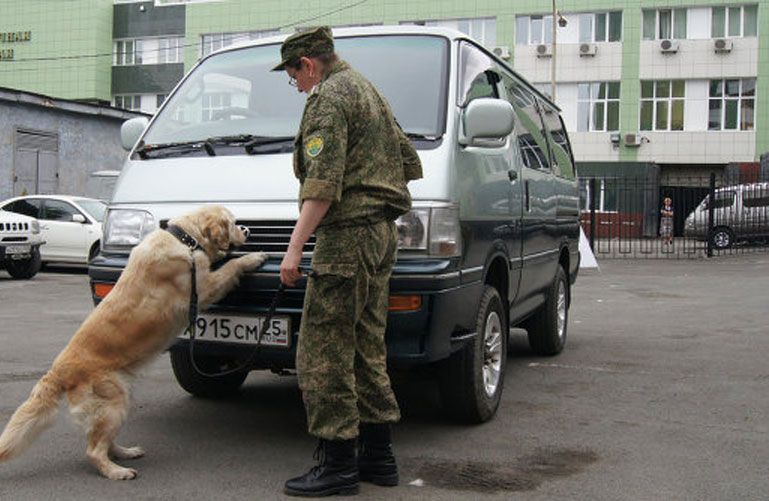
xmin=577 ymin=82 xmax=621 ymax=132
xmin=579 ymin=12 xmax=623 ymax=43
xmin=640 ymin=80 xmax=686 ymax=131
xmin=158 ymin=36 xmax=184 ymax=64
xmin=200 ymin=29 xmax=280 ymax=58
xmin=642 ymin=8 xmax=688 ymax=40
xmin=708 ymin=78 xmax=756 ymax=131
xmin=514 ymin=15 xmax=553 ymax=45
xmin=711 ymin=5 xmax=759 ymax=38
xmin=580 ymin=179 xmax=619 ymax=213
xmin=201 ymin=93 xmax=232 ymax=121
xmin=113 ymin=94 xmax=142 ymax=111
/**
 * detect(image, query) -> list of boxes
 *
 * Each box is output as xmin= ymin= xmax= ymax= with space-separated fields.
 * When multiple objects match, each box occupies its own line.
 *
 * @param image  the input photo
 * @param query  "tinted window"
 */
xmin=539 ymin=101 xmax=575 ymax=179
xmin=458 ymin=42 xmax=499 ymax=106
xmin=3 ymin=199 xmax=41 ymax=218
xmin=42 ymin=200 xmax=79 ymax=222
xmin=706 ymin=192 xmax=736 ymax=210
xmin=501 ymin=74 xmax=550 ymax=171
xmin=742 ymin=187 xmax=769 ymax=208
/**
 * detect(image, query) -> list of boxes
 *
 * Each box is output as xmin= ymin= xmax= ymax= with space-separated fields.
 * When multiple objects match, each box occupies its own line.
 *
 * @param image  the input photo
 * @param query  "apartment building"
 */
xmin=1 ymin=0 xmax=767 ymax=184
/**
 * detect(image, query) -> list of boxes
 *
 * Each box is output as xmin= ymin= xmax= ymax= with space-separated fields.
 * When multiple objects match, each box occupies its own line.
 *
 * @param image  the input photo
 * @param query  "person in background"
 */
xmin=660 ymin=197 xmax=674 ymax=246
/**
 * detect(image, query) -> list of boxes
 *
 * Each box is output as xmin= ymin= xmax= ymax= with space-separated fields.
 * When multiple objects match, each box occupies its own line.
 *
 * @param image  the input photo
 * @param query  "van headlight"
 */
xmin=396 ymin=205 xmax=462 ymax=257
xmin=103 ymin=209 xmax=155 ymax=250
xmin=30 ymin=220 xmax=40 ymax=234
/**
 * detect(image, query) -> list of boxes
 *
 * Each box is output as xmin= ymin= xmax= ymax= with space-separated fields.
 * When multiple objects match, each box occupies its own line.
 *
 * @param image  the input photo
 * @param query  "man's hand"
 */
xmin=280 ymin=246 xmax=303 ymax=287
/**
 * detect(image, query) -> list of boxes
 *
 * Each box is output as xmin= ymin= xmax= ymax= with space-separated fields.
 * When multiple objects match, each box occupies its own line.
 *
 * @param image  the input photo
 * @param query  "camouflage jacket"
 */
xmin=293 ymin=60 xmax=422 ymax=228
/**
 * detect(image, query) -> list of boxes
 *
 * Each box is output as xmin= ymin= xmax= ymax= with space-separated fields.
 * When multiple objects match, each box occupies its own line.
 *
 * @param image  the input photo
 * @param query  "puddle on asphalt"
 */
xmin=406 ymin=448 xmax=599 ymax=494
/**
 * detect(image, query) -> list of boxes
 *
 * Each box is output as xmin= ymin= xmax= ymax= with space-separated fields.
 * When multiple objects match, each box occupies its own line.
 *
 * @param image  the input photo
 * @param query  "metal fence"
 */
xmin=580 ymin=174 xmax=769 ymax=259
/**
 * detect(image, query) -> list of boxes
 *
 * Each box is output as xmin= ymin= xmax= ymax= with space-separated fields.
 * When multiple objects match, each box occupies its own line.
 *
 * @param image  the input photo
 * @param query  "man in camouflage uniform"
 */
xmin=272 ymin=27 xmax=422 ymax=497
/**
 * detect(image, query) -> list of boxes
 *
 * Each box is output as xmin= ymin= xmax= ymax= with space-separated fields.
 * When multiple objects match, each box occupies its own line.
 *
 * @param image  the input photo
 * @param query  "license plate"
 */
xmin=179 ymin=313 xmax=290 ymax=347
xmin=5 ymin=245 xmax=31 ymax=255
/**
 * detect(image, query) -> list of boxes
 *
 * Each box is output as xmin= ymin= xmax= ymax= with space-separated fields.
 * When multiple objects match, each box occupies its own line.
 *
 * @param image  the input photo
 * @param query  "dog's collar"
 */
xmin=166 ymin=224 xmax=204 ymax=252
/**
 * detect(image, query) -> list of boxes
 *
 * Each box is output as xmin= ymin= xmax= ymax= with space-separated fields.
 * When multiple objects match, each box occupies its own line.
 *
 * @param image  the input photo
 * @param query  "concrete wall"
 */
xmin=0 ymin=102 xmax=130 ymax=201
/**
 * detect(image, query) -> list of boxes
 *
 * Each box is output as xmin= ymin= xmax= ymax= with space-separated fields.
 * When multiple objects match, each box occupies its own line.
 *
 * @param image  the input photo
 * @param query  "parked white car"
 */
xmin=0 ymin=195 xmax=106 ymax=265
xmin=0 ymin=209 xmax=44 ymax=278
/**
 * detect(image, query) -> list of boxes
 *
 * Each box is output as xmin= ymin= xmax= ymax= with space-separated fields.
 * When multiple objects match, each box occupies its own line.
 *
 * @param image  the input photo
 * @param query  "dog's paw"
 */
xmin=107 ymin=466 xmax=138 ymax=480
xmin=239 ymin=252 xmax=267 ymax=271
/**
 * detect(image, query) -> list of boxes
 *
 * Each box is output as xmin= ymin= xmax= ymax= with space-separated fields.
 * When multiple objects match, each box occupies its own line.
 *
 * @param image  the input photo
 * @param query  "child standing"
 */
xmin=660 ymin=197 xmax=674 ymax=245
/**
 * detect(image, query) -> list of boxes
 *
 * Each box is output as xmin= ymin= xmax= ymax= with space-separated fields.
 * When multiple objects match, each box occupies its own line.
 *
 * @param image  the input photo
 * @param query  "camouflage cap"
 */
xmin=271 ymin=26 xmax=335 ymax=71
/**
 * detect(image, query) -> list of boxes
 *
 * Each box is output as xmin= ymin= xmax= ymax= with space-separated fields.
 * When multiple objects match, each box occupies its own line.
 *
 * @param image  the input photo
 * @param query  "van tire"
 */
xmin=6 ymin=248 xmax=42 ymax=279
xmin=170 ymin=349 xmax=248 ymax=398
xmin=710 ymin=227 xmax=734 ymax=250
xmin=523 ymin=266 xmax=568 ymax=356
xmin=439 ymin=285 xmax=507 ymax=424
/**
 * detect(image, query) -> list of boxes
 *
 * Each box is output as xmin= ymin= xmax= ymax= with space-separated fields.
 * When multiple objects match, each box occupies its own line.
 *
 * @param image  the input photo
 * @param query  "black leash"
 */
xmin=167 ymin=224 xmax=287 ymax=378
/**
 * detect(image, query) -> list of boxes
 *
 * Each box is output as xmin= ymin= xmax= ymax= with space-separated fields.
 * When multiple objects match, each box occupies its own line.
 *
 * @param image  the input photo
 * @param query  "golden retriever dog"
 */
xmin=0 ymin=205 xmax=266 ymax=480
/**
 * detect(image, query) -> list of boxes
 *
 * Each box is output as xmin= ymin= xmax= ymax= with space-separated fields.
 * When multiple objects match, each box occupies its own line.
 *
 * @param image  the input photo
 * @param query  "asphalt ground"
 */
xmin=0 ymin=257 xmax=768 ymax=500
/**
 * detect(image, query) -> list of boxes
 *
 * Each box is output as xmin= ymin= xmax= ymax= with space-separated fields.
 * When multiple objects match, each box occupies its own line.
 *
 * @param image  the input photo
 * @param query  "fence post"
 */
xmin=707 ymin=173 xmax=716 ymax=258
xmin=589 ymin=177 xmax=597 ymax=251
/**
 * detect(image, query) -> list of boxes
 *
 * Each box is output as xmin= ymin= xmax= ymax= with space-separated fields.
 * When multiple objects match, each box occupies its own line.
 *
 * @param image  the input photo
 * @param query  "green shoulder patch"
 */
xmin=305 ymin=136 xmax=324 ymax=158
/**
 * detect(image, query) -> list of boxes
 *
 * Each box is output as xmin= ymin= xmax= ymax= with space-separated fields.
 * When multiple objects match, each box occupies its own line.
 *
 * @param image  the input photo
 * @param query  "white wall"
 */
xmin=636 ymin=131 xmax=756 ymax=164
xmin=514 ymin=42 xmax=623 ymax=83
xmin=639 ymin=38 xmax=758 ymax=80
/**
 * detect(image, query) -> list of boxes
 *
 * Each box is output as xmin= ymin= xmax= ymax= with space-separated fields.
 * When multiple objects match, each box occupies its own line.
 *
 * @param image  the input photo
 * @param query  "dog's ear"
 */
xmin=203 ymin=211 xmax=231 ymax=251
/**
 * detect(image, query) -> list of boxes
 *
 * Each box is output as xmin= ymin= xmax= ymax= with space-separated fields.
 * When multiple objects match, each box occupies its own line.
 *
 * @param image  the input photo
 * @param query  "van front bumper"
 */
xmin=88 ymin=254 xmax=482 ymax=369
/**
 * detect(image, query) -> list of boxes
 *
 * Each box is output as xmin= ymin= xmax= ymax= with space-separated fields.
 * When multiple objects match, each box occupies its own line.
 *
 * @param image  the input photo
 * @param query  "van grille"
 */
xmin=237 ymin=220 xmax=313 ymax=254
xmin=160 ymin=219 xmax=311 ymax=254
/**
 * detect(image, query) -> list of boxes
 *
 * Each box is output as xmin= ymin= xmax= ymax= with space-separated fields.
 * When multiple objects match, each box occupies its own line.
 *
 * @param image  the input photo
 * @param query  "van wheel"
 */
xmin=710 ymin=227 xmax=734 ymax=250
xmin=6 ymin=248 xmax=42 ymax=279
xmin=439 ymin=285 xmax=507 ymax=423
xmin=170 ymin=349 xmax=248 ymax=398
xmin=523 ymin=266 xmax=569 ymax=356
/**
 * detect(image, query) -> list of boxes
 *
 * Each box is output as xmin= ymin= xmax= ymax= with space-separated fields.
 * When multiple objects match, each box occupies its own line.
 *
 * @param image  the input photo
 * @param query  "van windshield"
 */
xmin=141 ymin=35 xmax=449 ymax=147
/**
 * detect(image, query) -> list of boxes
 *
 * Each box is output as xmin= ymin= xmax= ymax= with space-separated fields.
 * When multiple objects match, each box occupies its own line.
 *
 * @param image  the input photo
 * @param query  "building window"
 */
xmin=114 ymin=95 xmax=141 ymax=111
xmin=711 ymin=5 xmax=758 ymax=38
xmin=405 ymin=18 xmax=496 ymax=47
xmin=579 ymin=179 xmax=618 ymax=212
xmin=708 ymin=79 xmax=756 ymax=131
xmin=577 ymin=82 xmax=620 ymax=132
xmin=642 ymin=9 xmax=687 ymax=40
xmin=202 ymin=93 xmax=232 ymax=121
xmin=579 ymin=12 xmax=622 ymax=43
xmin=515 ymin=15 xmax=552 ymax=45
xmin=156 ymin=94 xmax=167 ymax=108
xmin=201 ymin=29 xmax=280 ymax=57
xmin=158 ymin=37 xmax=184 ymax=64
xmin=114 ymin=39 xmax=142 ymax=65
xmin=640 ymin=80 xmax=685 ymax=131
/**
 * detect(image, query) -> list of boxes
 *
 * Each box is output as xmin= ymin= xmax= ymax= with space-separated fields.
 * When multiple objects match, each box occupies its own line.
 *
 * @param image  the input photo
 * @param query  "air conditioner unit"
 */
xmin=492 ymin=46 xmax=511 ymax=60
xmin=535 ymin=44 xmax=552 ymax=58
xmin=714 ymin=38 xmax=733 ymax=53
xmin=579 ymin=43 xmax=597 ymax=57
xmin=659 ymin=39 xmax=679 ymax=54
xmin=624 ymin=133 xmax=643 ymax=147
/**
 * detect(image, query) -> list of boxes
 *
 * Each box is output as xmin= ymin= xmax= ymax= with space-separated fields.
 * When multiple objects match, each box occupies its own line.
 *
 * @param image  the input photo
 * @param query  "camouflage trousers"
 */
xmin=296 ymin=220 xmax=401 ymax=440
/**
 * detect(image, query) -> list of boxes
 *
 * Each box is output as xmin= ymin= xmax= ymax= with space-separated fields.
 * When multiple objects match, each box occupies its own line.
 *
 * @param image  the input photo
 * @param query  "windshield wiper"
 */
xmin=244 ymin=136 xmax=295 ymax=155
xmin=405 ymin=132 xmax=441 ymax=141
xmin=135 ymin=140 xmax=216 ymax=159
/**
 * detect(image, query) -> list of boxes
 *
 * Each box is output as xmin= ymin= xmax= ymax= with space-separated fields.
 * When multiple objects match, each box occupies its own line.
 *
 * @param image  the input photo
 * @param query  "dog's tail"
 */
xmin=0 ymin=372 xmax=63 ymax=462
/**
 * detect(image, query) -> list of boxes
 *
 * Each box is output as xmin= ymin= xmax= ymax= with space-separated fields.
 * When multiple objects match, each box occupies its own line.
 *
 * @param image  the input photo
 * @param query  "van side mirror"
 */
xmin=120 ymin=117 xmax=149 ymax=151
xmin=459 ymin=98 xmax=515 ymax=148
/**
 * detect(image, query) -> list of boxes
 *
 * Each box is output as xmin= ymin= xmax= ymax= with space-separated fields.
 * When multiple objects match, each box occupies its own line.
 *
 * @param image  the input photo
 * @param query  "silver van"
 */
xmin=89 ymin=26 xmax=580 ymax=423
xmin=685 ymin=182 xmax=769 ymax=249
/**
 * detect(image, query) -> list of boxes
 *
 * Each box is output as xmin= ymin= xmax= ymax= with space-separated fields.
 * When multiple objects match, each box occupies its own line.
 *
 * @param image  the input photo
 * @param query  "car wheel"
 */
xmin=710 ymin=227 xmax=734 ymax=250
xmin=88 ymin=242 xmax=100 ymax=262
xmin=169 ymin=348 xmax=248 ymax=398
xmin=522 ymin=266 xmax=569 ymax=356
xmin=6 ymin=248 xmax=42 ymax=280
xmin=439 ymin=285 xmax=507 ymax=423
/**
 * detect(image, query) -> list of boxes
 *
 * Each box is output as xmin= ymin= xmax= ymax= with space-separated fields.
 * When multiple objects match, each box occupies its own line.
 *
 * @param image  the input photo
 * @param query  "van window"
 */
xmin=143 ymin=35 xmax=449 ymax=146
xmin=539 ymin=101 xmax=575 ymax=180
xmin=501 ymin=74 xmax=550 ymax=171
xmin=706 ymin=191 xmax=736 ymax=209
xmin=458 ymin=42 xmax=499 ymax=106
xmin=742 ymin=187 xmax=769 ymax=208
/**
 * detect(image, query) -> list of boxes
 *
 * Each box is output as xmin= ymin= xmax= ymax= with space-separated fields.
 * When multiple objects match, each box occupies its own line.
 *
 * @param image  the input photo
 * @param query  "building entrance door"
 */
xmin=14 ymin=130 xmax=59 ymax=196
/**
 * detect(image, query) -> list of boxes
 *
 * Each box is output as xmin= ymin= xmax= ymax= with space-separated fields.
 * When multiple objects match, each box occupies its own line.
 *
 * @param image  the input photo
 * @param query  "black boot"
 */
xmin=284 ymin=439 xmax=360 ymax=497
xmin=358 ymin=423 xmax=398 ymax=487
